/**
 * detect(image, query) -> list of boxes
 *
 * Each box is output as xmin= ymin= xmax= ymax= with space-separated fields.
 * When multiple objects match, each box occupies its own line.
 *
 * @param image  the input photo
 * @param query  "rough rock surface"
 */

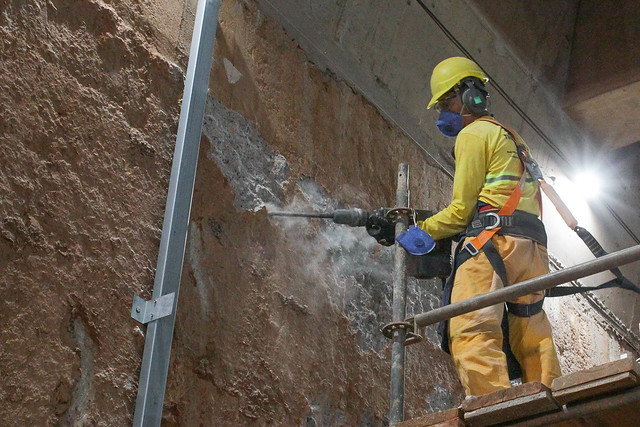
xmin=1 ymin=0 xmax=463 ymax=425
xmin=1 ymin=0 xmax=186 ymax=424
xmin=165 ymin=0 xmax=463 ymax=424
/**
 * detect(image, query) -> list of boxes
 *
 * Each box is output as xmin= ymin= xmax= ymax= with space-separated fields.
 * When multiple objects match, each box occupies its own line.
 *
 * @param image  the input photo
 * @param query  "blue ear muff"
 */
xmin=396 ymin=225 xmax=436 ymax=255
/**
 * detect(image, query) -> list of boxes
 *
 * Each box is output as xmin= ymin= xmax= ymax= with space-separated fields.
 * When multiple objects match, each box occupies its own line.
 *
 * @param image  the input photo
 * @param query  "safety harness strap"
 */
xmin=483 ymin=239 xmax=509 ymax=287
xmin=438 ymin=238 xmax=526 ymax=379
xmin=482 ymin=239 xmax=546 ymax=316
xmin=547 ymin=277 xmax=640 ymax=297
xmin=475 ymin=119 xmax=640 ymax=298
xmin=463 ymin=117 xmax=531 ymax=256
xmin=507 ymin=299 xmax=545 ymax=317
xmin=481 ymin=238 xmax=526 ymax=379
xmin=478 ymin=117 xmax=544 ymax=216
xmin=466 ymin=210 xmax=548 ymax=247
xmin=464 ymin=175 xmax=525 ymax=256
xmin=437 ymin=242 xmax=465 ymax=355
xmin=459 ymin=117 xmax=547 ymax=319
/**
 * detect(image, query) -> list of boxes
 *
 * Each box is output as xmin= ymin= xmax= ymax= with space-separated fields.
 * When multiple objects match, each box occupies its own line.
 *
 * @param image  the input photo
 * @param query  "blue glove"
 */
xmin=396 ymin=225 xmax=436 ymax=255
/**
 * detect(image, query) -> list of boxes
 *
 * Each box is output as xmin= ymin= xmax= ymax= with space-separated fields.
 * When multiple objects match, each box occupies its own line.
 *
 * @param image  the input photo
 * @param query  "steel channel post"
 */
xmin=389 ymin=163 xmax=410 ymax=425
xmin=412 ymin=244 xmax=640 ymax=329
xmin=133 ymin=0 xmax=220 ymax=425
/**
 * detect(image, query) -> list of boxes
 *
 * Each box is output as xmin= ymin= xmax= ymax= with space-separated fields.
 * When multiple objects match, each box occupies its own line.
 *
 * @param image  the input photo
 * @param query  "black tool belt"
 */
xmin=465 ymin=209 xmax=547 ymax=247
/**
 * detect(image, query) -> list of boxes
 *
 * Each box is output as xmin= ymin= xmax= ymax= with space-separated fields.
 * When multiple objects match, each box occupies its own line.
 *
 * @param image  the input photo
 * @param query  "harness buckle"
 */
xmin=484 ymin=212 xmax=501 ymax=230
xmin=463 ymin=241 xmax=480 ymax=256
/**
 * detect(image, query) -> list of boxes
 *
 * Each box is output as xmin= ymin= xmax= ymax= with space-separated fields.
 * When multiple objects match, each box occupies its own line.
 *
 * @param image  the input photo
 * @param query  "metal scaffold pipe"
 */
xmin=412 ymin=244 xmax=640 ymax=329
xmin=389 ymin=163 xmax=409 ymax=425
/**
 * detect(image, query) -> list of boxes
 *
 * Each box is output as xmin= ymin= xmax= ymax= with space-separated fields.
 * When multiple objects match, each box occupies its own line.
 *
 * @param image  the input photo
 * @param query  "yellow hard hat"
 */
xmin=427 ymin=57 xmax=488 ymax=109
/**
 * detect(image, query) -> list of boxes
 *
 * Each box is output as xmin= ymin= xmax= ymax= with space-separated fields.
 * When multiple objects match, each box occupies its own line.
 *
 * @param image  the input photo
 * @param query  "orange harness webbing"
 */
xmin=463 ymin=117 xmax=538 ymax=255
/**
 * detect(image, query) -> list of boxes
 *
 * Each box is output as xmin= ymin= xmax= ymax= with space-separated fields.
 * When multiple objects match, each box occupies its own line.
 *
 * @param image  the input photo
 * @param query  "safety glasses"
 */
xmin=434 ymin=91 xmax=459 ymax=112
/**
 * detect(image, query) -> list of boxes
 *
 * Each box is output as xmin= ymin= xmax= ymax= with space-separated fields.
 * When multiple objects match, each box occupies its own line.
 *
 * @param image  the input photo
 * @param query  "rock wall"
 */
xmin=1 ymin=0 xmax=187 ymax=424
xmin=6 ymin=0 xmax=634 ymax=424
xmin=165 ymin=0 xmax=464 ymax=424
xmin=1 ymin=0 xmax=463 ymax=424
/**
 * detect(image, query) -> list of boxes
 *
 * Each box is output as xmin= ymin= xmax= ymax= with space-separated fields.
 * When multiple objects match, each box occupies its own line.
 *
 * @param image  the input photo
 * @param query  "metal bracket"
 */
xmin=386 ymin=207 xmax=413 ymax=223
xmin=131 ymin=293 xmax=175 ymax=324
xmin=382 ymin=320 xmax=424 ymax=346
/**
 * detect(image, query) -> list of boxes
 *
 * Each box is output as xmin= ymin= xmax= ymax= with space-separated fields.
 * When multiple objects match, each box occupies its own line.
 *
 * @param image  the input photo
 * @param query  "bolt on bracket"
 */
xmin=131 ymin=293 xmax=175 ymax=324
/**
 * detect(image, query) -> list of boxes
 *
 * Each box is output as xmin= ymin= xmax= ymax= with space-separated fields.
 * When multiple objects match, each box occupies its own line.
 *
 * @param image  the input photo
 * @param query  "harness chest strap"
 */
xmin=463 ymin=117 xmax=530 ymax=256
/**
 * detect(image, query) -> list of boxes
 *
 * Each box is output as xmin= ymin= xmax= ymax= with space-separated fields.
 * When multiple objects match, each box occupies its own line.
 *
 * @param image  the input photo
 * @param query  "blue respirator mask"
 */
xmin=436 ymin=110 xmax=463 ymax=138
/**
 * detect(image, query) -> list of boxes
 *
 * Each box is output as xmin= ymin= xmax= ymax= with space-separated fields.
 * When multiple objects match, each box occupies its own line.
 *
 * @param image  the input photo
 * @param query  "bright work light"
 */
xmin=571 ymin=171 xmax=601 ymax=200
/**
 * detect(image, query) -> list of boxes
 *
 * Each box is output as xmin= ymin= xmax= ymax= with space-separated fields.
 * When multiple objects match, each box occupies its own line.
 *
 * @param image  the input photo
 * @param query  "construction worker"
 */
xmin=417 ymin=57 xmax=561 ymax=396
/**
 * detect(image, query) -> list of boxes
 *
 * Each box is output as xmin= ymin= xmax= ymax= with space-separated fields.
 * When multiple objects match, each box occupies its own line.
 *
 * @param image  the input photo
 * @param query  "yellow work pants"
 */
xmin=449 ymin=235 xmax=561 ymax=396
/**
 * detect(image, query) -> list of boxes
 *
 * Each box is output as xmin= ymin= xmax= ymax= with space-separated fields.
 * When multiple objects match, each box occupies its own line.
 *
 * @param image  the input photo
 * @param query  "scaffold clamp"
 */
xmin=382 ymin=319 xmax=424 ymax=346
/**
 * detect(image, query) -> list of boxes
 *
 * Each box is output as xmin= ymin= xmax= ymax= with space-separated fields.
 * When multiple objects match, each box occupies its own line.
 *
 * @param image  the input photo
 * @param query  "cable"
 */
xmin=415 ymin=0 xmax=565 ymax=161
xmin=260 ymin=0 xmax=455 ymax=178
xmin=415 ymin=0 xmax=640 ymax=244
xmin=417 ymin=0 xmax=640 ymax=349
xmin=549 ymin=254 xmax=640 ymax=355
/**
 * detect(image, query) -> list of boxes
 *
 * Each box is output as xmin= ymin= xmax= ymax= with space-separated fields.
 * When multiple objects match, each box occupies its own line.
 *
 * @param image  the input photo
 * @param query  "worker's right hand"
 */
xmin=365 ymin=212 xmax=395 ymax=246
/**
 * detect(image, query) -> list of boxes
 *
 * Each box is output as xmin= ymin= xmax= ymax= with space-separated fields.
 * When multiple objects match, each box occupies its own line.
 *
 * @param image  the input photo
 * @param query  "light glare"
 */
xmin=572 ymin=171 xmax=601 ymax=199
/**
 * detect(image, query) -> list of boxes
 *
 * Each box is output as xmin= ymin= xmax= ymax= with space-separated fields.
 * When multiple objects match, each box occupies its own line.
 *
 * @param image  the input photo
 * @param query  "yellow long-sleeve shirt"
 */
xmin=420 ymin=118 xmax=540 ymax=240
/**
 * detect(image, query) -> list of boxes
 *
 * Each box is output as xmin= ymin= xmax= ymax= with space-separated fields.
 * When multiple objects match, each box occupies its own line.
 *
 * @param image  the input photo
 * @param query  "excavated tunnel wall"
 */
xmin=2 ymin=0 xmax=637 ymax=425
xmin=1 ymin=0 xmax=463 ymax=424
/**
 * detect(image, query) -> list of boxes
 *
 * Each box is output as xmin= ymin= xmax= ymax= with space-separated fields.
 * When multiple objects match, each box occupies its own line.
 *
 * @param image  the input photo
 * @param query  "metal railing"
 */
xmin=409 ymin=244 xmax=640 ymax=330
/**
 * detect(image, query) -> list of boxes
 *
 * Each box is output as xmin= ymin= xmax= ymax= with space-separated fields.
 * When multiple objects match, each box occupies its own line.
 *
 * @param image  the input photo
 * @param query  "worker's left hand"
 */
xmin=396 ymin=225 xmax=435 ymax=255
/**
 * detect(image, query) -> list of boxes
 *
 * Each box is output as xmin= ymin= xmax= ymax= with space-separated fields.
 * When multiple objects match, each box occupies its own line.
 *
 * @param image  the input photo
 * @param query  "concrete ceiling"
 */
xmin=472 ymin=0 xmax=640 ymax=152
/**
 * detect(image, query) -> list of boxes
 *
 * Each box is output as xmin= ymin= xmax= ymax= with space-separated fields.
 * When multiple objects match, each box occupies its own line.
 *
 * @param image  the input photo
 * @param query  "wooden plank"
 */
xmin=551 ymin=358 xmax=640 ymax=391
xmin=552 ymin=371 xmax=639 ymax=405
xmin=462 ymin=382 xmax=548 ymax=412
xmin=507 ymin=386 xmax=640 ymax=426
xmin=565 ymin=387 xmax=640 ymax=426
xmin=435 ymin=419 xmax=465 ymax=427
xmin=394 ymin=407 xmax=464 ymax=427
xmin=464 ymin=389 xmax=560 ymax=427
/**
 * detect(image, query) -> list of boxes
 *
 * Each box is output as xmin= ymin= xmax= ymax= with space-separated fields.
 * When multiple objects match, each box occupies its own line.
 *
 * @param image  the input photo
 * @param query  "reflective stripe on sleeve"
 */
xmin=485 ymin=174 xmax=536 ymax=185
